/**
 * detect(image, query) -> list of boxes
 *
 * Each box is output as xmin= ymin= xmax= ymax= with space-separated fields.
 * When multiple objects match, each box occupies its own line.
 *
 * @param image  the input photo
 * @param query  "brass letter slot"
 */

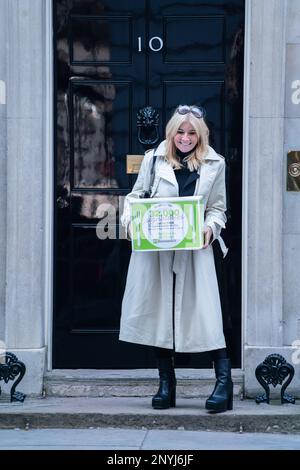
xmin=287 ymin=151 xmax=300 ymax=191
xmin=126 ymin=154 xmax=144 ymax=174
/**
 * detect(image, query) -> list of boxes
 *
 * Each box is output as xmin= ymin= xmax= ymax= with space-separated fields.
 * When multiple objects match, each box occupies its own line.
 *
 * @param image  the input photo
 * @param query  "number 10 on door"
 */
xmin=138 ymin=36 xmax=164 ymax=52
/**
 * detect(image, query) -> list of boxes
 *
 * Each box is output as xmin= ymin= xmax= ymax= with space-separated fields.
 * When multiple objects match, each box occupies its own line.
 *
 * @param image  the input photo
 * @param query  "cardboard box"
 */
xmin=129 ymin=195 xmax=204 ymax=252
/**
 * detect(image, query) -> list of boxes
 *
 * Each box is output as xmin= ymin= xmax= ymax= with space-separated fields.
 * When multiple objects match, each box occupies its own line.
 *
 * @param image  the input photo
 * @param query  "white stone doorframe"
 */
xmin=42 ymin=0 xmax=292 ymax=396
xmin=243 ymin=0 xmax=300 ymax=397
xmin=45 ymin=0 xmax=54 ymax=373
xmin=3 ymin=0 xmax=51 ymax=396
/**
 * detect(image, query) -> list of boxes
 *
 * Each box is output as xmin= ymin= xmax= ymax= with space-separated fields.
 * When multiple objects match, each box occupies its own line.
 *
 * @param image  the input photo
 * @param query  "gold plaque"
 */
xmin=287 ymin=151 xmax=300 ymax=191
xmin=126 ymin=154 xmax=144 ymax=174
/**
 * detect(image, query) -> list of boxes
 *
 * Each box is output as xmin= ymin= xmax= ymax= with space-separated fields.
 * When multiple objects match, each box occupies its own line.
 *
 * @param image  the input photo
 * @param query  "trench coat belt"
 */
xmin=217 ymin=235 xmax=228 ymax=258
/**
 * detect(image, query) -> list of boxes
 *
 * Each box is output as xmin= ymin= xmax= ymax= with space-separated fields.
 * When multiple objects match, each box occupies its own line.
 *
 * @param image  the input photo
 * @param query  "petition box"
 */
xmin=129 ymin=196 xmax=204 ymax=252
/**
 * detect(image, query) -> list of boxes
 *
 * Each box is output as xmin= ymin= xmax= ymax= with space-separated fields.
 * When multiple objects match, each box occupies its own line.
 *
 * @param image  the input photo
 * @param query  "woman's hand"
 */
xmin=203 ymin=226 xmax=213 ymax=249
xmin=127 ymin=222 xmax=133 ymax=240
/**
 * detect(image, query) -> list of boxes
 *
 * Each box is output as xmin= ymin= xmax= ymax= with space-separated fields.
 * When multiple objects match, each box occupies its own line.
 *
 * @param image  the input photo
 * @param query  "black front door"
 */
xmin=53 ymin=0 xmax=244 ymax=368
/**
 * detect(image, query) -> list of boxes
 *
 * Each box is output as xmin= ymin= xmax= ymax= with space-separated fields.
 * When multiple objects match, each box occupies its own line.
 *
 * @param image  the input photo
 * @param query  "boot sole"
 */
xmin=205 ymin=401 xmax=233 ymax=412
xmin=152 ymin=402 xmax=176 ymax=409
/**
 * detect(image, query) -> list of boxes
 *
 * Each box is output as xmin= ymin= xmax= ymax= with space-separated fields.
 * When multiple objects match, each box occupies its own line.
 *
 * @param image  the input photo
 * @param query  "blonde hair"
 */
xmin=165 ymin=109 xmax=209 ymax=171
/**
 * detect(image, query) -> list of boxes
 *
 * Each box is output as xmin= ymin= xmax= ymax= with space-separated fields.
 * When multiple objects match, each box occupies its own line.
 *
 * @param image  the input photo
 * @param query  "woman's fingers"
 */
xmin=203 ymin=227 xmax=212 ymax=248
xmin=127 ymin=222 xmax=132 ymax=240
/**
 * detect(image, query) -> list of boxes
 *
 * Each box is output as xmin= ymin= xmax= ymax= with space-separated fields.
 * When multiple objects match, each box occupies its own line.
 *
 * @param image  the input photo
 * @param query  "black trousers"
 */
xmin=155 ymin=347 xmax=227 ymax=361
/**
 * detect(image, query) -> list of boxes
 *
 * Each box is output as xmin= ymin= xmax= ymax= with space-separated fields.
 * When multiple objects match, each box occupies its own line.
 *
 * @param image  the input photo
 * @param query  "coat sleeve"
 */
xmin=120 ymin=150 xmax=154 ymax=239
xmin=204 ymin=159 xmax=227 ymax=243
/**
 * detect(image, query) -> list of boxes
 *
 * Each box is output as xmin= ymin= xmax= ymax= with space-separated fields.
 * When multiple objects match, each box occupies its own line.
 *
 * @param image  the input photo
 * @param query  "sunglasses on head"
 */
xmin=176 ymin=105 xmax=205 ymax=119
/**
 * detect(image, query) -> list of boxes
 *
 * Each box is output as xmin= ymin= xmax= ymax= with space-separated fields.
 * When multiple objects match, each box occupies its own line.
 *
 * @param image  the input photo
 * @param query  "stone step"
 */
xmin=0 ymin=396 xmax=299 ymax=433
xmin=44 ymin=369 xmax=244 ymax=398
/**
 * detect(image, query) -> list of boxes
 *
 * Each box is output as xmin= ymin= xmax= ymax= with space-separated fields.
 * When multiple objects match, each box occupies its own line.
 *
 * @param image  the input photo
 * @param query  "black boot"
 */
xmin=152 ymin=357 xmax=176 ymax=409
xmin=205 ymin=358 xmax=233 ymax=412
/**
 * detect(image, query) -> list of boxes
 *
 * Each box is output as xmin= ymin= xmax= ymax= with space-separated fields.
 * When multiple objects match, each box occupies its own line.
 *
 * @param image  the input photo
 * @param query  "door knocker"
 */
xmin=137 ymin=106 xmax=160 ymax=149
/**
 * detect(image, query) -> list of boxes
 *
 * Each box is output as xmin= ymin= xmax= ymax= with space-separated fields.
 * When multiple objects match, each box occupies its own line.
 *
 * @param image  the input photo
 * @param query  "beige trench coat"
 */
xmin=119 ymin=141 xmax=227 ymax=352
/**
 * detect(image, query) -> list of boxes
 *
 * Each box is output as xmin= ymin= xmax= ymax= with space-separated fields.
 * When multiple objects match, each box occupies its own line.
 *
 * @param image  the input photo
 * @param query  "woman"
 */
xmin=120 ymin=105 xmax=233 ymax=413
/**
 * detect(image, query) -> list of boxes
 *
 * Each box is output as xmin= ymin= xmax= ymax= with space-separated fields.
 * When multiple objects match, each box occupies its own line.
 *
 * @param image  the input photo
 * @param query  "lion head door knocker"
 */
xmin=255 ymin=354 xmax=295 ymax=404
xmin=137 ymin=106 xmax=160 ymax=149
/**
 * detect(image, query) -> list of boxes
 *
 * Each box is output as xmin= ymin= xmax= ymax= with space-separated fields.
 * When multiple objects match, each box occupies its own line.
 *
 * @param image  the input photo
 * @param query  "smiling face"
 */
xmin=174 ymin=120 xmax=199 ymax=153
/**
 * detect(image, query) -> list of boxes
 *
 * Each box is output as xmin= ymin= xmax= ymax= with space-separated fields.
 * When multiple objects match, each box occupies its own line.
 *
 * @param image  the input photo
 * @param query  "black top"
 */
xmin=174 ymin=148 xmax=199 ymax=197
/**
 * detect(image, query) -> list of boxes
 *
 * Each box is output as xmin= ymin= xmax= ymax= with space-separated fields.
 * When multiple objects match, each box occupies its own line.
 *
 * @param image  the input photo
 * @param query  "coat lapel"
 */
xmin=154 ymin=141 xmax=178 ymax=189
xmin=195 ymin=163 xmax=217 ymax=197
xmin=156 ymin=161 xmax=178 ymax=188
xmin=195 ymin=146 xmax=221 ymax=197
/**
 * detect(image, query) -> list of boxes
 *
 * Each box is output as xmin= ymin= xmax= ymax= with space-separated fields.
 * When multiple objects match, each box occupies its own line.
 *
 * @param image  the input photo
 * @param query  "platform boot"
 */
xmin=152 ymin=356 xmax=176 ymax=409
xmin=205 ymin=358 xmax=233 ymax=412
